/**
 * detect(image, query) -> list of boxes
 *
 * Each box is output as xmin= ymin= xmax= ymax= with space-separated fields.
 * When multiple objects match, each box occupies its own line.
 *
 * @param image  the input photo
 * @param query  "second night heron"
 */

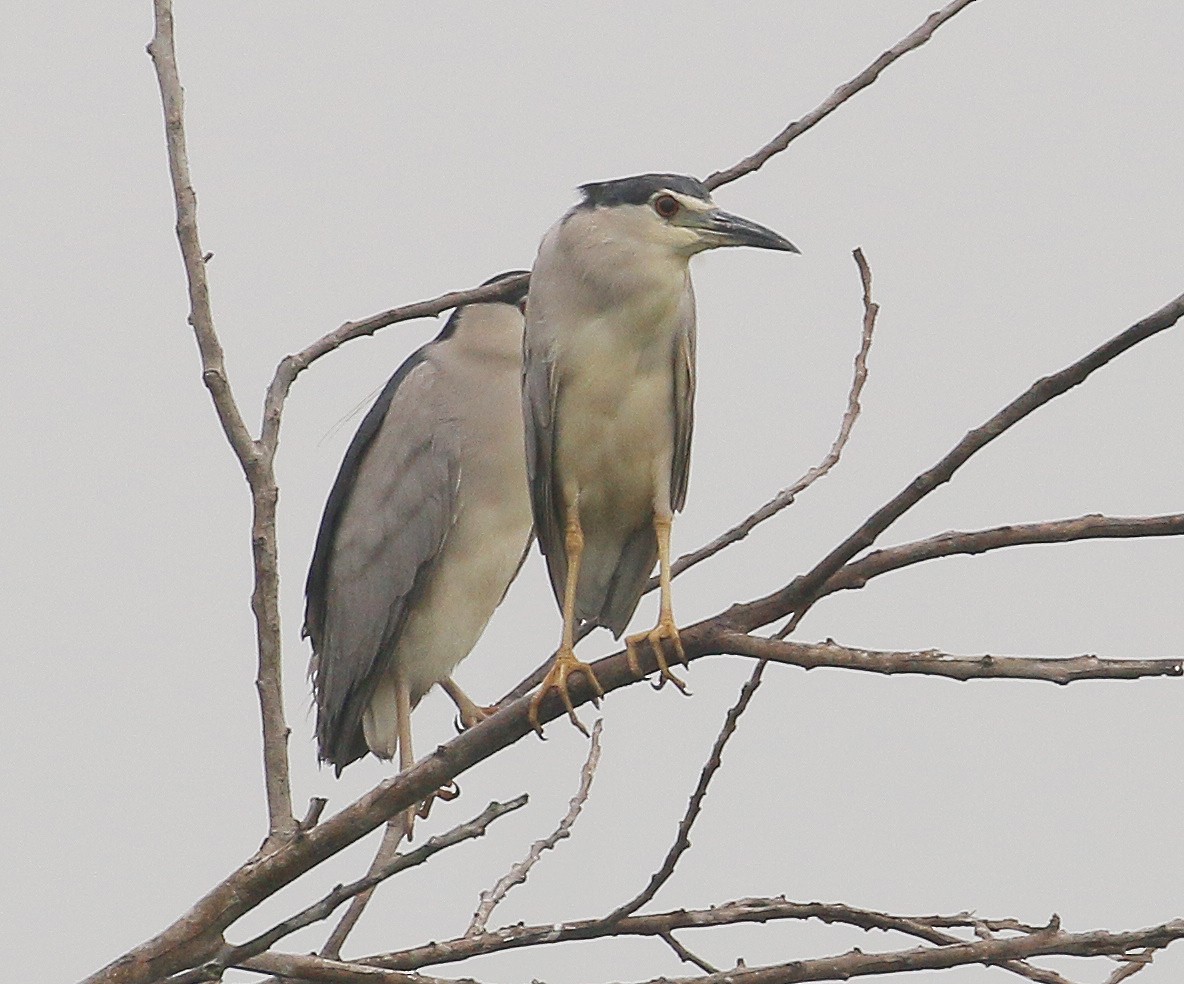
xmin=523 ymin=174 xmax=797 ymax=733
xmin=305 ymin=272 xmax=532 ymax=779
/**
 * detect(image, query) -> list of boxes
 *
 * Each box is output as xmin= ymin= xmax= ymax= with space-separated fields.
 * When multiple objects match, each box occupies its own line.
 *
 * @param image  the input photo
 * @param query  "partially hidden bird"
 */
xmin=305 ymin=272 xmax=533 ymax=802
xmin=522 ymin=174 xmax=798 ymax=734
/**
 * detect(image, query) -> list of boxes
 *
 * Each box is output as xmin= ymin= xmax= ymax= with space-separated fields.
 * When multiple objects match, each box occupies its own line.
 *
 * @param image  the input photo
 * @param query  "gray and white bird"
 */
xmin=523 ymin=174 xmax=797 ymax=733
xmin=305 ymin=272 xmax=533 ymax=781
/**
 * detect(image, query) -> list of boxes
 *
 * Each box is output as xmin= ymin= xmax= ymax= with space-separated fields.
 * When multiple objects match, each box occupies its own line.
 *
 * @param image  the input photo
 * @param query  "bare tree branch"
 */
xmin=602 ymin=666 xmax=766 ymax=924
xmin=83 ymin=505 xmax=1184 ymax=984
xmin=662 ymin=931 xmax=722 ymax=975
xmin=320 ymin=819 xmax=407 ymax=960
xmin=704 ymin=632 xmax=1182 ymax=685
xmin=965 ymin=918 xmax=1077 ymax=984
xmin=176 ymin=797 xmax=526 ymax=984
xmin=705 ymin=0 xmax=981 ymax=190
xmin=340 ymin=899 xmax=1181 ymax=975
xmin=243 ymin=950 xmax=475 ymax=984
xmin=86 ymin=505 xmax=1184 ymax=982
xmin=504 ymin=509 xmax=1184 ymax=709
xmin=467 ymin=720 xmax=603 ymax=936
xmin=146 ymin=0 xmax=295 ymax=847
xmin=1103 ymin=947 xmax=1159 ymax=984
xmin=723 ymin=289 xmax=1184 ymax=638
xmin=638 ymin=920 xmax=1184 ymax=984
xmin=259 ymin=274 xmax=529 ymax=454
xmin=824 ymin=513 xmax=1184 ymax=597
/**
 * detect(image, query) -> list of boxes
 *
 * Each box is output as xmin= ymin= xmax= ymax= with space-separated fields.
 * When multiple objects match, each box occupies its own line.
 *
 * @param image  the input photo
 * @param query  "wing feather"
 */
xmin=522 ymin=316 xmax=567 ymax=610
xmin=305 ymin=353 xmax=459 ymax=772
xmin=670 ymin=286 xmax=697 ymax=512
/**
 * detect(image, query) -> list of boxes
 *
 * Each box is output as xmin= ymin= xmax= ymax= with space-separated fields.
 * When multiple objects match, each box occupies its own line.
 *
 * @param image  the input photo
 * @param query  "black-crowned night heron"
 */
xmin=523 ymin=174 xmax=797 ymax=734
xmin=305 ymin=272 xmax=533 ymax=793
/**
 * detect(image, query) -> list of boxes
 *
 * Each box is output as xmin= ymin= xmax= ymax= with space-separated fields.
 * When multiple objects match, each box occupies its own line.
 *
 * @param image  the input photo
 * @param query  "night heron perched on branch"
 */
xmin=523 ymin=174 xmax=798 ymax=734
xmin=305 ymin=272 xmax=533 ymax=789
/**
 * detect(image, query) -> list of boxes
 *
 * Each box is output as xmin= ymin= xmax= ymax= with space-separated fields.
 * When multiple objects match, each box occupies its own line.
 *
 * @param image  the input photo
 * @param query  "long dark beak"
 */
xmin=703 ymin=208 xmax=800 ymax=253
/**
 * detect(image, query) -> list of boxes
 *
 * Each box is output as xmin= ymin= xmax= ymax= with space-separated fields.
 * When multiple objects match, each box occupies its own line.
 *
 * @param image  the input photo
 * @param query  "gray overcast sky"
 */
xmin=3 ymin=3 xmax=1182 ymax=982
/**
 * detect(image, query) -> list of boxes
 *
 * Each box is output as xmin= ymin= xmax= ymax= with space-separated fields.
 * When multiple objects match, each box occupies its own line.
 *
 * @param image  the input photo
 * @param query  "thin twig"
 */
xmin=146 ymin=0 xmax=295 ymax=846
xmin=662 ymin=931 xmax=721 ymax=975
xmin=602 ymin=669 xmax=765 ymax=924
xmin=321 ymin=819 xmax=407 ymax=959
xmin=299 ymin=798 xmax=328 ymax=832
xmin=705 ymin=0 xmax=980 ymax=190
xmin=467 ymin=720 xmax=603 ymax=936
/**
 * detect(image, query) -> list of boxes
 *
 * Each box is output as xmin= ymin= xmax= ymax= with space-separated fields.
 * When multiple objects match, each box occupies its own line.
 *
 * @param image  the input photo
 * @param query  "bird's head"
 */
xmin=575 ymin=173 xmax=799 ymax=259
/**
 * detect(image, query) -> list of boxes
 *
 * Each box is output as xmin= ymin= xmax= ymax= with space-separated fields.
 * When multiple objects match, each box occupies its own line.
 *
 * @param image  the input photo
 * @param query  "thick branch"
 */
xmin=705 ymin=0 xmax=980 ymax=190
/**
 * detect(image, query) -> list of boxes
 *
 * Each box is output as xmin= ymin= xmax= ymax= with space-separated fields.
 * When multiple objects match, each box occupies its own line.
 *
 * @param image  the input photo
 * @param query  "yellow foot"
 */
xmin=440 ymin=677 xmax=497 ymax=731
xmin=528 ymin=649 xmax=604 ymax=738
xmin=416 ymin=780 xmax=461 ymax=821
xmin=626 ymin=615 xmax=690 ymax=694
xmin=453 ymin=700 xmax=497 ymax=732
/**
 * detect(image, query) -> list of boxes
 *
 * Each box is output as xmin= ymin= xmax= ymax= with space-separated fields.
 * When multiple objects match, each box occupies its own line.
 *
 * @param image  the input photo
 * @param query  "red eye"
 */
xmin=653 ymin=194 xmax=680 ymax=218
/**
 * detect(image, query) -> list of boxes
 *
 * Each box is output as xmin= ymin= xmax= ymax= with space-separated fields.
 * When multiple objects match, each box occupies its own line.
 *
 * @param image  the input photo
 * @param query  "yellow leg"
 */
xmin=395 ymin=670 xmax=416 ymax=840
xmin=529 ymin=505 xmax=604 ymax=737
xmin=440 ymin=677 xmax=495 ymax=731
xmin=625 ymin=514 xmax=689 ymax=694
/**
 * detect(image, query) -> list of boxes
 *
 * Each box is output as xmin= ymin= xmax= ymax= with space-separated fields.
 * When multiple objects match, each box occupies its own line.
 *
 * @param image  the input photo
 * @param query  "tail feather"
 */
xmin=576 ymin=526 xmax=657 ymax=637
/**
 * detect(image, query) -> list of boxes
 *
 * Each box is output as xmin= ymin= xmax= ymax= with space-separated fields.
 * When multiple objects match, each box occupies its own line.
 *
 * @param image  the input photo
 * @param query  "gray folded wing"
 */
xmin=305 ymin=352 xmax=459 ymax=772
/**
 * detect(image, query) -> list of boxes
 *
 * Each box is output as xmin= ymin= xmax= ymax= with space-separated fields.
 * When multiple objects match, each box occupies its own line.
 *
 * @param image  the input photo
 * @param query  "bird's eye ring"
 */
xmin=653 ymin=194 xmax=680 ymax=219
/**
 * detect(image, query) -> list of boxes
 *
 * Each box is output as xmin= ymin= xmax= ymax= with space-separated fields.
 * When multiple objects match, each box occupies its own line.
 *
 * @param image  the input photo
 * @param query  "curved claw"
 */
xmin=626 ymin=616 xmax=691 ymax=695
xmin=528 ymin=650 xmax=604 ymax=738
xmin=417 ymin=780 xmax=461 ymax=820
xmin=452 ymin=702 xmax=498 ymax=734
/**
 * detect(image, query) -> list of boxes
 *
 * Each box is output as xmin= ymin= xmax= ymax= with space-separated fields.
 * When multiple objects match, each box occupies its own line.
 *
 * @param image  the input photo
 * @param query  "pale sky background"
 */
xmin=3 ymin=3 xmax=1182 ymax=982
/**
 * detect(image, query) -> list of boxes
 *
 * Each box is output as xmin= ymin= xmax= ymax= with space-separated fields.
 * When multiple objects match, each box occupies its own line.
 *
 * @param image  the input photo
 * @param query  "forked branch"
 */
xmin=146 ymin=0 xmax=294 ymax=845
